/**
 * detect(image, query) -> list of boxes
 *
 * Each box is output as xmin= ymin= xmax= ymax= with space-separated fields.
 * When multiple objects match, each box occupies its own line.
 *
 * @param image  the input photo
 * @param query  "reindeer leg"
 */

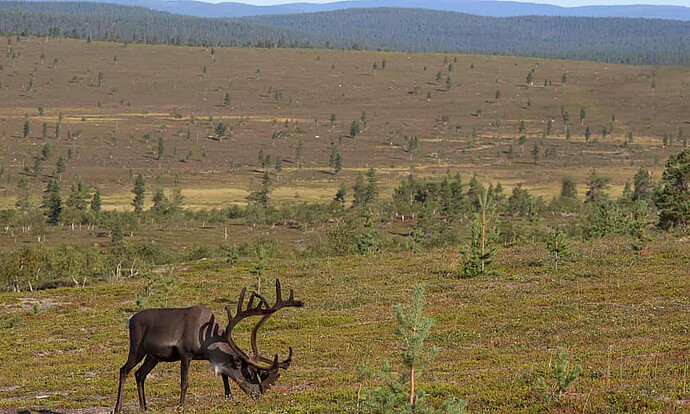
xmin=179 ymin=356 xmax=191 ymax=408
xmin=135 ymin=355 xmax=159 ymax=411
xmin=222 ymin=375 xmax=231 ymax=399
xmin=114 ymin=350 xmax=145 ymax=414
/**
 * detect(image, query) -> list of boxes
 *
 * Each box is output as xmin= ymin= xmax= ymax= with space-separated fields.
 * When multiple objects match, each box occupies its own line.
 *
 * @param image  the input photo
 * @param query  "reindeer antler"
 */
xmin=224 ymin=279 xmax=303 ymax=372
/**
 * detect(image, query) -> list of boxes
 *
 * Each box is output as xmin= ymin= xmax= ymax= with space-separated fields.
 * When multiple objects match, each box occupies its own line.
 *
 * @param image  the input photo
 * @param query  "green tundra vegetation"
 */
xmin=0 ymin=31 xmax=687 ymax=412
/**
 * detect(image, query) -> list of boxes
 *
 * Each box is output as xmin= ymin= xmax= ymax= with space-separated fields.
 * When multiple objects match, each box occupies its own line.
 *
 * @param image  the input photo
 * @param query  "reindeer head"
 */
xmin=210 ymin=279 xmax=303 ymax=398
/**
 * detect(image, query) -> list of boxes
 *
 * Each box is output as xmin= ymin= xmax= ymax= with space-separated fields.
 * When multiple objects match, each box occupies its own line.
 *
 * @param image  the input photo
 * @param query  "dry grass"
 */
xmin=0 ymin=38 xmax=686 ymax=211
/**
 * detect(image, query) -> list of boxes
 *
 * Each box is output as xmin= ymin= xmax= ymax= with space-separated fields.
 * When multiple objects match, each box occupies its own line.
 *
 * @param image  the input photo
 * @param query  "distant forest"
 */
xmin=0 ymin=1 xmax=689 ymax=65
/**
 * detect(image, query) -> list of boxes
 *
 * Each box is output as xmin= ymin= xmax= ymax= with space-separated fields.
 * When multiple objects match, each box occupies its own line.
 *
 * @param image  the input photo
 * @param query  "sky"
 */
xmin=201 ymin=0 xmax=690 ymax=6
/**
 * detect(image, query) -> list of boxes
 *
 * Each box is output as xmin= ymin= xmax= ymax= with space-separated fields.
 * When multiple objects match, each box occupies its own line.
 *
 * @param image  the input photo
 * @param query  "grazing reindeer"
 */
xmin=114 ymin=279 xmax=303 ymax=413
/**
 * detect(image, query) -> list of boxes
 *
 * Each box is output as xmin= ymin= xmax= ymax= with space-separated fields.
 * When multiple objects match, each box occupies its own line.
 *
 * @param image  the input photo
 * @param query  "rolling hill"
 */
xmin=4 ymin=0 xmax=690 ymax=20
xmin=0 ymin=2 xmax=688 ymax=64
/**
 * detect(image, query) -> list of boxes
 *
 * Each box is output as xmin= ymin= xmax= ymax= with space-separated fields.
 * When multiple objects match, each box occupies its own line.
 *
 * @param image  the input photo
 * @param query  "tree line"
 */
xmin=0 ymin=2 xmax=688 ymax=64
xmin=2 ymin=148 xmax=688 ymax=292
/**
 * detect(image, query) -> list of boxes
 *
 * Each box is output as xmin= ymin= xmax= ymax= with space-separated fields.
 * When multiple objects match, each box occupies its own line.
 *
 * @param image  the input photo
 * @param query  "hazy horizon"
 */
xmin=199 ymin=0 xmax=690 ymax=7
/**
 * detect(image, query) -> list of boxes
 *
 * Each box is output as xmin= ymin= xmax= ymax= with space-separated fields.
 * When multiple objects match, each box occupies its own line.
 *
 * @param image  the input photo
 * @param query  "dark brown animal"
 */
xmin=114 ymin=279 xmax=303 ymax=413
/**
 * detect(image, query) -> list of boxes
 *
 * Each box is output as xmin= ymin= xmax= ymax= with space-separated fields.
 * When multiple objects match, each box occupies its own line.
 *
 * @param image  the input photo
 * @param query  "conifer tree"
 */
xmin=247 ymin=172 xmax=272 ymax=209
xmin=546 ymin=229 xmax=571 ymax=270
xmin=329 ymin=146 xmax=342 ymax=175
xmin=171 ymin=187 xmax=184 ymax=214
xmin=249 ymin=246 xmax=267 ymax=294
xmin=460 ymin=189 xmax=498 ymax=278
xmin=334 ymin=182 xmax=347 ymax=209
xmin=157 ymin=136 xmax=164 ymax=160
xmin=531 ymin=143 xmax=540 ymax=164
xmin=357 ymin=285 xmax=467 ymax=413
xmin=655 ymin=148 xmax=690 ymax=229
xmin=364 ymin=167 xmax=379 ymax=205
xmin=632 ymin=167 xmax=653 ymax=202
xmin=90 ymin=188 xmax=101 ymax=213
xmin=560 ymin=177 xmax=577 ymax=199
xmin=151 ymin=188 xmax=170 ymax=216
xmin=353 ymin=172 xmax=366 ymax=207
xmin=42 ymin=178 xmax=62 ymax=224
xmin=132 ymin=173 xmax=146 ymax=215
xmin=350 ymin=120 xmax=361 ymax=138
xmin=56 ymin=156 xmax=66 ymax=176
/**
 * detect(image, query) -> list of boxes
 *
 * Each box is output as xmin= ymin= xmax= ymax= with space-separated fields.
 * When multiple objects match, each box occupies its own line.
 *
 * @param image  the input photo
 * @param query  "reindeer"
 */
xmin=114 ymin=279 xmax=303 ymax=413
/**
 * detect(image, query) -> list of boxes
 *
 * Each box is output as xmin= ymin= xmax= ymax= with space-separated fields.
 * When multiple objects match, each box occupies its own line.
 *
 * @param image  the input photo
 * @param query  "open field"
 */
xmin=0 ymin=38 xmax=687 ymax=211
xmin=0 ymin=236 xmax=688 ymax=413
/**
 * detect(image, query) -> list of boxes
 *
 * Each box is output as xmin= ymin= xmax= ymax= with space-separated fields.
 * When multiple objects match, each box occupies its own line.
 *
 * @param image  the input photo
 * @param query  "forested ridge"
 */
xmin=0 ymin=1 xmax=689 ymax=64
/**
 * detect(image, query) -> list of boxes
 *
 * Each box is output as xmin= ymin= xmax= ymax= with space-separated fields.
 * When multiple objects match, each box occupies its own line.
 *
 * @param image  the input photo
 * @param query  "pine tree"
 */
xmin=654 ymin=148 xmax=690 ymax=229
xmin=23 ymin=120 xmax=30 ymax=138
xmin=334 ymin=182 xmax=347 ymax=209
xmin=90 ymin=189 xmax=101 ymax=213
xmin=42 ymin=178 xmax=62 ymax=224
xmin=56 ymin=156 xmax=66 ymax=175
xmin=42 ymin=143 xmax=51 ymax=160
xmin=546 ymin=230 xmax=571 ymax=269
xmin=151 ymin=188 xmax=170 ymax=216
xmin=171 ymin=187 xmax=184 ymax=214
xmin=584 ymin=125 xmax=591 ymax=143
xmin=350 ymin=120 xmax=361 ymax=138
xmin=247 ymin=172 xmax=272 ymax=209
xmin=157 ymin=136 xmax=164 ymax=160
xmin=357 ymin=285 xmax=467 ymax=413
xmin=560 ymin=177 xmax=577 ymax=199
xmin=531 ymin=143 xmax=540 ymax=164
xmin=585 ymin=171 xmax=610 ymax=205
xmin=249 ymin=246 xmax=267 ymax=294
xmin=329 ymin=146 xmax=342 ymax=175
xmin=364 ymin=167 xmax=379 ymax=205
xmin=353 ymin=172 xmax=366 ymax=207
xmin=132 ymin=173 xmax=146 ymax=215
xmin=66 ymin=182 xmax=87 ymax=211
xmin=224 ymin=93 xmax=231 ymax=106
xmin=460 ymin=190 xmax=498 ymax=278
xmin=536 ymin=348 xmax=582 ymax=402
xmin=579 ymin=107 xmax=586 ymax=124
xmin=632 ymin=167 xmax=652 ymax=202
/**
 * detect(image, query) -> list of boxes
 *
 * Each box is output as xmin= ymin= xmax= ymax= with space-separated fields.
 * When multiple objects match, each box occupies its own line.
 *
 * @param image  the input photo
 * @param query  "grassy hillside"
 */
xmin=0 ymin=37 xmax=687 ymax=214
xmin=0 ymin=236 xmax=687 ymax=412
